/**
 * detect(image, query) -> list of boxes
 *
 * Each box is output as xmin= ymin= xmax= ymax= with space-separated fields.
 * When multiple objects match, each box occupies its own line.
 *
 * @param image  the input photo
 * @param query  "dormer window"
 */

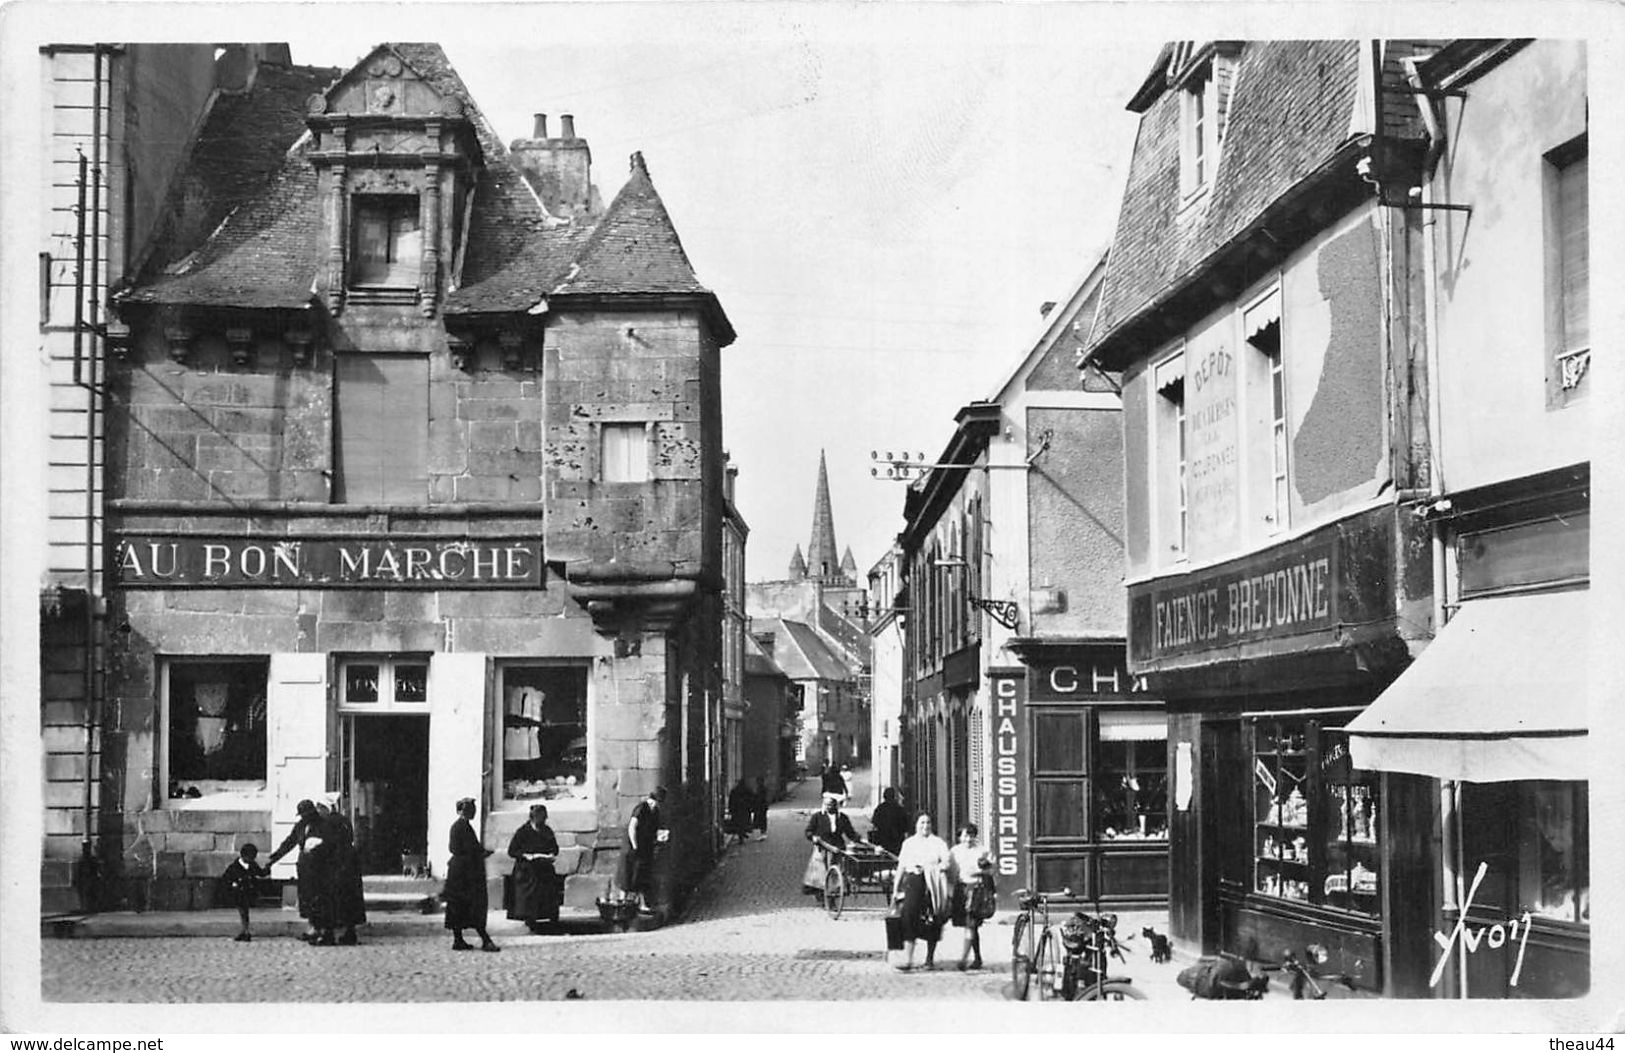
xmin=351 ymin=195 xmax=421 ymax=288
xmin=1175 ymin=45 xmax=1234 ymax=204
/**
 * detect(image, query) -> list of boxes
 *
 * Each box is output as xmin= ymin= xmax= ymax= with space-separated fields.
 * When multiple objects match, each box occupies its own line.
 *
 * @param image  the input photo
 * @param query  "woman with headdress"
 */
xmin=443 ymin=796 xmax=498 ymax=951
xmin=265 ymin=798 xmax=325 ymax=942
xmin=506 ymin=803 xmax=561 ymax=932
xmin=318 ymin=796 xmax=368 ymax=945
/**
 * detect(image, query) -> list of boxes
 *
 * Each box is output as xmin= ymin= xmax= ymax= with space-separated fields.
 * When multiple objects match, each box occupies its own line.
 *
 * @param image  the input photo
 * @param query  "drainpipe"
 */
xmin=74 ymin=45 xmax=109 ymax=912
xmin=1406 ymin=51 xmax=1463 ymax=1000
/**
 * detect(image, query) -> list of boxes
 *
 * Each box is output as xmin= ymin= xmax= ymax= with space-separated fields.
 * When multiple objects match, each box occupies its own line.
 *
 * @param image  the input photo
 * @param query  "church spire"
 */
xmin=805 ymin=449 xmax=842 ymax=582
xmin=788 ymin=544 xmax=807 ymax=579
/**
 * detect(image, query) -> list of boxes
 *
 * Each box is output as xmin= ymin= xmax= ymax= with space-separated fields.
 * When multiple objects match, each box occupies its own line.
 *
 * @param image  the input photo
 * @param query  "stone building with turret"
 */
xmin=96 ymin=42 xmax=734 ymax=918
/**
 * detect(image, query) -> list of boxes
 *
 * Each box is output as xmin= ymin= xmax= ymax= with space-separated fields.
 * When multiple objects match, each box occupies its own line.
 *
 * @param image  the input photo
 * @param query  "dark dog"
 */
xmin=1142 ymin=926 xmax=1173 ymax=963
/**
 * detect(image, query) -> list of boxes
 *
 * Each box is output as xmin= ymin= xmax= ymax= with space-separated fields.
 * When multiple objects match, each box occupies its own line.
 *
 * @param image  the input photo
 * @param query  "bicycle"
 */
xmin=1009 ymin=887 xmax=1065 ymax=1001
xmin=1035 ymin=909 xmax=1147 ymax=1001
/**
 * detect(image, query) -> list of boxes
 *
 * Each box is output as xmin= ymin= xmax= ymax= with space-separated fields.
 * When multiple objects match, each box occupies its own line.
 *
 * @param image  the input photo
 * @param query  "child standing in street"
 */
xmin=220 ymin=843 xmax=270 ymax=942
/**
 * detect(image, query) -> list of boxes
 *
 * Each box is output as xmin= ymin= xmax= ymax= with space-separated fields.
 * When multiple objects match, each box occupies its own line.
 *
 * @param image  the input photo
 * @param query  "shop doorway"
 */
xmin=340 ymin=714 xmax=430 ymax=875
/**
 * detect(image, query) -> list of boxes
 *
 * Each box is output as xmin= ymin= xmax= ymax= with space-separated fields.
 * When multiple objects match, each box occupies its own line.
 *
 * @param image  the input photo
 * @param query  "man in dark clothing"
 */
xmin=819 ymin=763 xmax=847 ymax=803
xmin=802 ymin=794 xmax=861 ymax=896
xmin=751 ymin=776 xmax=771 ymax=837
xmin=869 ymin=787 xmax=910 ymax=856
xmin=726 ymin=778 xmax=754 ymax=844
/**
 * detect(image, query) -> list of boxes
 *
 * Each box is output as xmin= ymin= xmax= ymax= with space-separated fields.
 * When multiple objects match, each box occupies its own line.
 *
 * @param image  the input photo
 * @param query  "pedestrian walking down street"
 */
xmin=891 ymin=812 xmax=950 ymax=971
xmin=726 ymin=778 xmax=754 ymax=845
xmin=819 ymin=763 xmax=847 ymax=805
xmin=315 ymin=798 xmax=367 ymax=946
xmin=751 ymin=777 xmax=770 ymax=838
xmin=801 ymin=794 xmax=860 ymax=898
xmin=946 ymin=823 xmax=994 ymax=971
xmin=868 ymin=787 xmax=910 ymax=856
xmin=265 ymin=798 xmax=324 ymax=942
xmin=618 ymin=786 xmax=667 ymax=915
xmin=443 ymin=797 xmax=499 ymax=952
xmin=218 ymin=843 xmax=269 ymax=942
xmin=506 ymin=803 xmax=561 ymax=932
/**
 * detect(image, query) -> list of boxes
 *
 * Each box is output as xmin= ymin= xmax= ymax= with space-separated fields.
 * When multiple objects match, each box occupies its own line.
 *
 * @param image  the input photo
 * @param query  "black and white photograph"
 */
xmin=1 ymin=0 xmax=1621 ymax=1040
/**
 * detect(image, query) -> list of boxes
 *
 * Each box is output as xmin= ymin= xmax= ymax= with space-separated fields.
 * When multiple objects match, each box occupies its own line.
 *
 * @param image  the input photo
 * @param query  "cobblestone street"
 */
xmin=45 ymin=773 xmax=1184 ymax=1006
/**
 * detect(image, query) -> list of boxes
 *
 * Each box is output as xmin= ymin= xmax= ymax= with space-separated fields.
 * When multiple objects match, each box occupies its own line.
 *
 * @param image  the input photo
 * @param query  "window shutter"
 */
xmin=1559 ymin=155 xmax=1589 ymax=351
xmin=335 ymin=355 xmax=428 ymax=503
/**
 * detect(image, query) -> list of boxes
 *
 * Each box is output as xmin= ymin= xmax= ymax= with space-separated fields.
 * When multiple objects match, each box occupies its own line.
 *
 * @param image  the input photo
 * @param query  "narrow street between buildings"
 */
xmin=43 ymin=770 xmax=1194 ymax=1003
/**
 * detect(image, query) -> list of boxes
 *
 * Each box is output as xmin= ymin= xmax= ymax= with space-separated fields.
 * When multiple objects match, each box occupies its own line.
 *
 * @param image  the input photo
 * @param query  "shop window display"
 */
xmin=501 ymin=663 xmax=589 ymax=802
xmin=166 ymin=659 xmax=269 ymax=800
xmin=1252 ymin=719 xmax=1379 ymax=915
xmin=1462 ymin=781 xmax=1589 ymax=926
xmin=1095 ymin=710 xmax=1168 ymax=841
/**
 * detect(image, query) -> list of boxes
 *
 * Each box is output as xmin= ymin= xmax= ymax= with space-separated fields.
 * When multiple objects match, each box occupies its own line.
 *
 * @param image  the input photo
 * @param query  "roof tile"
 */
xmin=1090 ymin=40 xmax=1364 ymax=346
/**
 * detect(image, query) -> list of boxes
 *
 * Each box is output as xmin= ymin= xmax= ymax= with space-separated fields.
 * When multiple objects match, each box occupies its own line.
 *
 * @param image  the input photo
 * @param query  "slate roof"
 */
xmin=130 ymin=60 xmax=340 ymax=285
xmin=757 ymin=617 xmax=860 ymax=683
xmin=1087 ymin=40 xmax=1367 ymax=352
xmin=121 ymin=42 xmax=731 ymax=338
xmin=743 ymin=632 xmax=791 ymax=680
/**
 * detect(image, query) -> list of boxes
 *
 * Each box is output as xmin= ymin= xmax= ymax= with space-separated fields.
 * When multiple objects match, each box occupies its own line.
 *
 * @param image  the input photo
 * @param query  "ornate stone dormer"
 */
xmin=304 ymin=46 xmax=481 ymax=318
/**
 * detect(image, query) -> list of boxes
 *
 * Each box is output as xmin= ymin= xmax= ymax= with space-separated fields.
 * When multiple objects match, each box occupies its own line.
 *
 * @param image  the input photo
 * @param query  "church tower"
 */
xmin=802 ymin=450 xmax=849 ymax=584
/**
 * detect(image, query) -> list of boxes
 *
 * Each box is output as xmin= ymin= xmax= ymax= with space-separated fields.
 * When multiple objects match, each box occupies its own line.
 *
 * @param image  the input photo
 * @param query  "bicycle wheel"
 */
xmin=1035 ymin=930 xmax=1065 ymax=1001
xmin=1010 ymin=914 xmax=1034 ymax=1000
xmin=1079 ymin=981 xmax=1148 ymax=1001
xmin=823 ymin=865 xmax=844 ymax=918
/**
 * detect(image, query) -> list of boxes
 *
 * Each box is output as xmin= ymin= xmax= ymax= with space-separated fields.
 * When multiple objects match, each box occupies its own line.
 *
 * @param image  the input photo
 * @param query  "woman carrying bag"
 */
xmin=890 ymin=811 xmax=950 ymax=971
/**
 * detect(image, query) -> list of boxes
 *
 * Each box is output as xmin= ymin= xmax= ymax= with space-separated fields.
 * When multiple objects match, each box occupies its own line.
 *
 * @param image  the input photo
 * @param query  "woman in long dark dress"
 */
xmin=320 ymin=800 xmax=368 ymax=945
xmin=506 ymin=803 xmax=561 ymax=932
xmin=443 ymin=797 xmax=498 ymax=951
xmin=265 ymin=798 xmax=323 ymax=942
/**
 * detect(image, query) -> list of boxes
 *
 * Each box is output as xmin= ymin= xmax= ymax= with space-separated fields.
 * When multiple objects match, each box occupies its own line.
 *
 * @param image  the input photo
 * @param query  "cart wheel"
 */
xmin=823 ymin=866 xmax=844 ymax=918
xmin=1035 ymin=930 xmax=1064 ymax=1001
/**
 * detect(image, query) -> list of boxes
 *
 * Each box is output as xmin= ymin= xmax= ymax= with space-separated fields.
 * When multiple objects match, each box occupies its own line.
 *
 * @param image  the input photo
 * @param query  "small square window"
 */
xmin=600 ymin=422 xmax=648 ymax=482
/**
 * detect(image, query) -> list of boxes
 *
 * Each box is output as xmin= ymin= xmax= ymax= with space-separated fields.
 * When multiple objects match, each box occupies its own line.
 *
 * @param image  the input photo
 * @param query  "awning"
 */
xmin=1346 ymin=589 xmax=1588 ymax=783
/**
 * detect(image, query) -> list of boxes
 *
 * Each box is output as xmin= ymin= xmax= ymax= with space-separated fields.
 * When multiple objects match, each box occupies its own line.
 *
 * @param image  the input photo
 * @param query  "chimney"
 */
xmin=510 ymin=112 xmax=597 ymax=221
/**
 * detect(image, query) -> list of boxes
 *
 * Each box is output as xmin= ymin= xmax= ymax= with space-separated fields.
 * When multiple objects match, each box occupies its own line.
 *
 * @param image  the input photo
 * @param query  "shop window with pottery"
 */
xmin=1252 ymin=718 xmax=1380 ymax=916
xmin=164 ymin=659 xmax=269 ymax=803
xmin=499 ymin=663 xmax=589 ymax=802
xmin=1095 ymin=709 xmax=1168 ymax=841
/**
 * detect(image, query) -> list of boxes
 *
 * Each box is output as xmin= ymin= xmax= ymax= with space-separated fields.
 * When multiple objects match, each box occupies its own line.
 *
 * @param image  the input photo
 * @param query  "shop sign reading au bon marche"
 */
xmin=112 ymin=535 xmax=544 ymax=588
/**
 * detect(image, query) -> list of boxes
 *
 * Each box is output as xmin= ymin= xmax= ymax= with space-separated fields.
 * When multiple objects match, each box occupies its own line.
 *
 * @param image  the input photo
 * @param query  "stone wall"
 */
xmin=542 ymin=309 xmax=713 ymax=568
xmin=114 ymin=809 xmax=274 ymax=911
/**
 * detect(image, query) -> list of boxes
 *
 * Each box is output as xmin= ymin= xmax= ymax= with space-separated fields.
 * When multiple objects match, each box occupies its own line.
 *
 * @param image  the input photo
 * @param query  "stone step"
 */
xmin=365 ymin=891 xmax=438 ymax=914
xmin=362 ymin=875 xmax=441 ymax=894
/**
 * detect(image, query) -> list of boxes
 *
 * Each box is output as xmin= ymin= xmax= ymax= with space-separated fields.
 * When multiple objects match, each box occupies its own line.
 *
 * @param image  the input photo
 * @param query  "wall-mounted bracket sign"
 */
xmin=970 ymin=597 xmax=1020 ymax=630
xmin=112 ymin=535 xmax=544 ymax=588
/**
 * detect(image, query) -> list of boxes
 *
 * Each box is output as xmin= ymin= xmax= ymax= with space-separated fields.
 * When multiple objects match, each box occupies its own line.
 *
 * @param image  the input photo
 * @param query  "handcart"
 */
xmin=816 ymin=839 xmax=899 ymax=919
